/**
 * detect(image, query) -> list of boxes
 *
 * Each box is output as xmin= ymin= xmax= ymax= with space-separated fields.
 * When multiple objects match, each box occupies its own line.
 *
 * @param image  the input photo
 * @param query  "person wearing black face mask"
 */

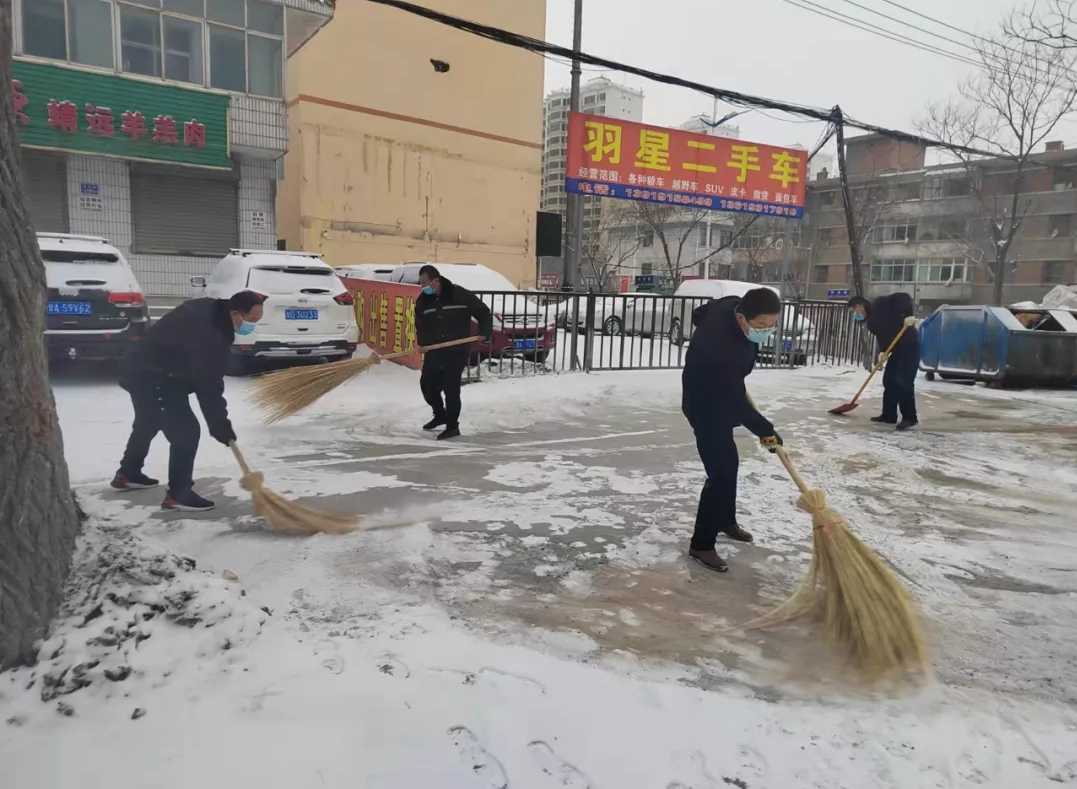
xmin=848 ymin=293 xmax=920 ymax=431
xmin=681 ymin=288 xmax=785 ymax=573
xmin=415 ymin=265 xmax=493 ymax=441
xmin=111 ymin=290 xmax=265 ymax=511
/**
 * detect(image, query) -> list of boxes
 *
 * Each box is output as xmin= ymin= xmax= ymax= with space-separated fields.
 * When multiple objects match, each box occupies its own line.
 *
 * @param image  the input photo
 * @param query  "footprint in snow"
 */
xmin=528 ymin=740 xmax=590 ymax=787
xmin=321 ymin=655 xmax=344 ymax=675
xmin=448 ymin=726 xmax=508 ymax=789
xmin=376 ymin=656 xmax=411 ymax=678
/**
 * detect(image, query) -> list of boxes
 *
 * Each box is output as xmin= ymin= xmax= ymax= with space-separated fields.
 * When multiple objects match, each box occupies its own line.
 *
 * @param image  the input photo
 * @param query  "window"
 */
xmin=890 ymin=182 xmax=920 ymax=202
xmin=121 ymin=5 xmax=163 ymax=77
xmin=164 ymin=0 xmax=204 ymax=13
xmin=583 ymin=95 xmax=596 ymax=105
xmin=640 ymin=262 xmax=654 ymax=276
xmin=917 ymin=258 xmax=967 ymax=283
xmin=207 ymin=0 xmax=245 ymax=25
xmin=921 ymin=177 xmax=943 ymax=200
xmin=815 ymin=227 xmax=833 ymax=247
xmin=247 ymin=0 xmax=282 ymax=34
xmin=945 ymin=177 xmax=971 ymax=197
xmin=939 ymin=219 xmax=967 ymax=239
xmin=812 ymin=265 xmax=828 ymax=283
xmin=874 ymin=222 xmax=917 ymax=243
xmin=1048 ymin=214 xmax=1074 ymax=237
xmin=164 ymin=16 xmax=204 ymax=84
xmin=1044 ymin=262 xmax=1068 ymax=284
xmin=869 ymin=259 xmax=917 ymax=283
xmin=819 ymin=190 xmax=837 ymax=207
xmin=69 ymin=0 xmax=114 ymax=69
xmin=641 ymin=230 xmax=654 ymax=248
xmin=1052 ymin=166 xmax=1077 ymax=191
xmin=24 ymin=0 xmax=67 ymax=59
xmin=598 ymin=92 xmax=606 ymax=101
xmin=209 ymin=24 xmax=246 ymax=91
xmin=248 ymin=35 xmax=282 ymax=97
xmin=698 ymin=226 xmax=709 ymax=247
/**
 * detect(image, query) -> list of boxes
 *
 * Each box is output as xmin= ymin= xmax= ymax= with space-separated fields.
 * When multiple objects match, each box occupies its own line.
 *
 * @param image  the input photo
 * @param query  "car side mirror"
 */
xmin=190 ymin=276 xmax=207 ymax=288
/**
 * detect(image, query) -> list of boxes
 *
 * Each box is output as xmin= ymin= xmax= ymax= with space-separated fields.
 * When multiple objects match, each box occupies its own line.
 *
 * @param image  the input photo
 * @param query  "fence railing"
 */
xmin=462 ymin=291 xmax=869 ymax=380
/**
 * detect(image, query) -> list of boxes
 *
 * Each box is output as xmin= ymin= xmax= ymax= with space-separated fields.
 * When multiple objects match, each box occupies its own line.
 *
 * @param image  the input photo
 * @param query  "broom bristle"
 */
xmin=739 ymin=488 xmax=928 ymax=685
xmin=250 ymin=355 xmax=381 ymax=423
xmin=240 ymin=469 xmax=361 ymax=535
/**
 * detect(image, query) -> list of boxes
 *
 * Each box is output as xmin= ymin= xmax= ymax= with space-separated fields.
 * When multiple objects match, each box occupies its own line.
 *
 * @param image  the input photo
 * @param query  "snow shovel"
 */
xmin=828 ymin=323 xmax=910 ymax=416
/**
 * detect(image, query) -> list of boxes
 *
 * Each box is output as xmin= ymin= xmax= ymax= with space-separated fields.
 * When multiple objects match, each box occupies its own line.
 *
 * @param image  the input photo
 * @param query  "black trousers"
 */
xmin=690 ymin=424 xmax=739 ymax=551
xmin=420 ymin=352 xmax=467 ymax=428
xmin=119 ymin=378 xmax=200 ymax=495
xmin=881 ymin=348 xmax=919 ymax=422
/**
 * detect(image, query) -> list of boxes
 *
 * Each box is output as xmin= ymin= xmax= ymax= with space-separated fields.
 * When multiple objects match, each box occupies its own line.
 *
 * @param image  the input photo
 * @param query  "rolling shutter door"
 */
xmin=21 ymin=149 xmax=68 ymax=232
xmin=130 ymin=161 xmax=239 ymax=256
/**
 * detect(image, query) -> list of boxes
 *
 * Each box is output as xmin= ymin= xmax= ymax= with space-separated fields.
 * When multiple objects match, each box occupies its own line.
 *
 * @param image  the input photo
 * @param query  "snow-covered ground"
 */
xmin=3 ymin=358 xmax=1077 ymax=788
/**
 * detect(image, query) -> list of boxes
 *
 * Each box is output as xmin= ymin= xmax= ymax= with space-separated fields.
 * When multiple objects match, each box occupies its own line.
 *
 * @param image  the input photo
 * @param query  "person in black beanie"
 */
xmin=848 ymin=293 xmax=920 ymax=431
xmin=681 ymin=288 xmax=784 ymax=572
xmin=111 ymin=290 xmax=265 ymax=511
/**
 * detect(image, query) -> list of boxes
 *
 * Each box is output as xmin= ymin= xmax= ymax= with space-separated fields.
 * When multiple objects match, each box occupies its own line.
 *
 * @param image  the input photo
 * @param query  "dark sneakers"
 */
xmin=870 ymin=415 xmax=898 ymax=424
xmin=689 ymin=549 xmax=729 ymax=573
xmin=111 ymin=471 xmax=160 ymax=490
xmin=723 ymin=524 xmax=754 ymax=543
xmin=436 ymin=426 xmax=461 ymax=441
xmin=162 ymin=490 xmax=215 ymax=512
xmin=896 ymin=419 xmax=919 ymax=431
xmin=423 ymin=418 xmax=446 ymax=431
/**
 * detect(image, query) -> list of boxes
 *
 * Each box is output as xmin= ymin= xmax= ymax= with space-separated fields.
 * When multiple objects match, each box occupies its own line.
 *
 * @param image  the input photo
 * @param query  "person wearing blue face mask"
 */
xmin=848 ymin=293 xmax=919 ymax=431
xmin=680 ymin=287 xmax=784 ymax=573
xmin=414 ymin=265 xmax=493 ymax=440
xmin=112 ymin=290 xmax=266 ymax=512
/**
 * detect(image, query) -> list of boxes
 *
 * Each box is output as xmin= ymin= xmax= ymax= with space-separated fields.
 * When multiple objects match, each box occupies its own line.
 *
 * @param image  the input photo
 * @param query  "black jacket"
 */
xmin=414 ymin=278 xmax=493 ymax=357
xmin=681 ymin=296 xmax=775 ymax=437
xmin=121 ymin=297 xmax=234 ymax=437
xmin=866 ymin=293 xmax=919 ymax=357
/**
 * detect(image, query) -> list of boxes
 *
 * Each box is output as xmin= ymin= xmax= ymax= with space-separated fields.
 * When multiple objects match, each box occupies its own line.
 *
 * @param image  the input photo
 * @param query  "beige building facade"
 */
xmin=277 ymin=0 xmax=546 ymax=287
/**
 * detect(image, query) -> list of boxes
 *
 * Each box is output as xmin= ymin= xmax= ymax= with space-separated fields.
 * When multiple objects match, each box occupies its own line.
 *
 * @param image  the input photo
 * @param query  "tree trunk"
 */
xmin=0 ymin=2 xmax=81 ymax=669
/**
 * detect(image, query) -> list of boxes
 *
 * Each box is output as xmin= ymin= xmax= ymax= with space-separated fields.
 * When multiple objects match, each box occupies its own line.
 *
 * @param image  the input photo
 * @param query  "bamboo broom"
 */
xmin=230 ymin=442 xmax=360 ymax=535
xmin=740 ymin=396 xmax=929 ymax=684
xmin=250 ymin=336 xmax=482 ymax=423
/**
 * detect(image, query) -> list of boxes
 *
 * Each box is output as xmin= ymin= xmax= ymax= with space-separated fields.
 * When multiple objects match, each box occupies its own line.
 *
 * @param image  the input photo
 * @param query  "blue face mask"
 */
xmin=746 ymin=327 xmax=776 ymax=345
xmin=853 ymin=313 xmax=865 ymax=323
xmin=235 ymin=320 xmax=257 ymax=336
xmin=421 ymin=285 xmax=436 ymax=296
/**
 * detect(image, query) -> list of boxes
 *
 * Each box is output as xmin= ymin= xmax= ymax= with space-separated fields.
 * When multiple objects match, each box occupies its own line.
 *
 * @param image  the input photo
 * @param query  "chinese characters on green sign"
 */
xmin=11 ymin=60 xmax=231 ymax=169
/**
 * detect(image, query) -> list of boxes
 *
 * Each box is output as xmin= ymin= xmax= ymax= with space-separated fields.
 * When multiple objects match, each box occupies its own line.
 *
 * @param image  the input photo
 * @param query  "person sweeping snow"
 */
xmin=681 ymin=288 xmax=785 ymax=573
xmin=848 ymin=293 xmax=920 ymax=431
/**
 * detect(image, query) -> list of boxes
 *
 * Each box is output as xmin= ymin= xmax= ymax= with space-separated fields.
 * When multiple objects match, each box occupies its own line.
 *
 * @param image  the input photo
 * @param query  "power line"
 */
xmin=774 ymin=0 xmax=983 ymax=69
xmin=358 ymin=0 xmax=1005 ymax=160
xmin=833 ymin=0 xmax=985 ymax=56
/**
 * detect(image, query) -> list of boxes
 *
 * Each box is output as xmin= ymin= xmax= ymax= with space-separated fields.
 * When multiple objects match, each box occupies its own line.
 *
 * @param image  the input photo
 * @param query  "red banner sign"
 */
xmin=566 ymin=113 xmax=807 ymax=219
xmin=340 ymin=277 xmax=423 ymax=370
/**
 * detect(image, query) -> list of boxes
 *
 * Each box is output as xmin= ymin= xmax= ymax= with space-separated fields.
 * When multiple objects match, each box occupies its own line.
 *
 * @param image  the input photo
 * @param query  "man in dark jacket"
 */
xmin=848 ymin=293 xmax=919 ymax=431
xmin=415 ymin=265 xmax=493 ymax=441
xmin=681 ymin=288 xmax=784 ymax=572
xmin=111 ymin=291 xmax=265 ymax=511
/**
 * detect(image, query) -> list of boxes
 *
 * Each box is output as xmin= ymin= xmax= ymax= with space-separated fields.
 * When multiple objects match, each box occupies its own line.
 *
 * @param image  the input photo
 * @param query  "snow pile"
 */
xmin=1011 ymin=284 xmax=1077 ymax=311
xmin=7 ymin=521 xmax=266 ymax=719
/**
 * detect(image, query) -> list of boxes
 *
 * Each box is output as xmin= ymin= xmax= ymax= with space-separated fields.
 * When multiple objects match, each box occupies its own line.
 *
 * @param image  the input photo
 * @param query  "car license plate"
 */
xmin=47 ymin=301 xmax=92 ymax=316
xmin=513 ymin=339 xmax=537 ymax=350
xmin=285 ymin=309 xmax=319 ymax=321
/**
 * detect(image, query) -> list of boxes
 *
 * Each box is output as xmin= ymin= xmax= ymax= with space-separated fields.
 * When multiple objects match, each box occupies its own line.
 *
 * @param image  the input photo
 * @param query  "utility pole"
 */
xmin=563 ymin=0 xmax=584 ymax=290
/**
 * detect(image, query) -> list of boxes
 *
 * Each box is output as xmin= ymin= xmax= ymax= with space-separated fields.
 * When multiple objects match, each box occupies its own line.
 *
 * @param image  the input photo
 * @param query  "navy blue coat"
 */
xmin=866 ymin=292 xmax=919 ymax=357
xmin=681 ymin=296 xmax=775 ymax=438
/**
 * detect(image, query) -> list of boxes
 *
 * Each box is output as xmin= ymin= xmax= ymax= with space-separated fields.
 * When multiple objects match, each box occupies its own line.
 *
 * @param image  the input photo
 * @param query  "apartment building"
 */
xmin=805 ymin=134 xmax=1077 ymax=309
xmin=13 ymin=0 xmax=333 ymax=296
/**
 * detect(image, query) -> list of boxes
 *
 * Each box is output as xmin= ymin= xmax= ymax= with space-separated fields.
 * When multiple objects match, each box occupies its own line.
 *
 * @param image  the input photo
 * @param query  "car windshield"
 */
xmin=41 ymin=251 xmax=119 ymax=263
xmin=247 ymin=266 xmax=338 ymax=294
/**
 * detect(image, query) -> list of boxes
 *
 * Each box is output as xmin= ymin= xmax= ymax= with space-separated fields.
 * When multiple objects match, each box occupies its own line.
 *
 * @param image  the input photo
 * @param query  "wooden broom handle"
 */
xmin=229 ymin=442 xmax=252 ymax=475
xmin=377 ymin=335 xmax=483 ymax=362
xmin=774 ymin=447 xmax=811 ymax=496
xmin=849 ymin=323 xmax=910 ymax=404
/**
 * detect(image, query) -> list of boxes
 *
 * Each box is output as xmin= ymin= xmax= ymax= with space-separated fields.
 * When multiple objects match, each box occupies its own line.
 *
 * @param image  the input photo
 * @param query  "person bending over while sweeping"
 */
xmin=848 ymin=293 xmax=920 ymax=431
xmin=111 ymin=291 xmax=266 ymax=511
xmin=681 ymin=287 xmax=784 ymax=573
xmin=415 ymin=265 xmax=493 ymax=441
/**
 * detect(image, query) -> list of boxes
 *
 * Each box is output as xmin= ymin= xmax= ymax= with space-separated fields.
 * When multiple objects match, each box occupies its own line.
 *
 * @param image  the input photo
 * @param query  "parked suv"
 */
xmin=192 ymin=249 xmax=359 ymax=375
xmin=40 ymin=232 xmax=150 ymax=363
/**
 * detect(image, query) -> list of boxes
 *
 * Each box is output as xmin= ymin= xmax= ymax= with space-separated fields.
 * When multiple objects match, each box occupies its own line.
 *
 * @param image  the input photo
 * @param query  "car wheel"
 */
xmin=925 ymin=370 xmax=936 ymax=381
xmin=603 ymin=316 xmax=624 ymax=336
xmin=669 ymin=318 xmax=685 ymax=346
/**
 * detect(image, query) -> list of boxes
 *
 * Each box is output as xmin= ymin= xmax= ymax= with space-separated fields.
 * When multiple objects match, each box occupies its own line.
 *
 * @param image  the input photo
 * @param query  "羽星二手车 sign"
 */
xmin=11 ymin=59 xmax=230 ymax=169
xmin=566 ymin=113 xmax=807 ymax=219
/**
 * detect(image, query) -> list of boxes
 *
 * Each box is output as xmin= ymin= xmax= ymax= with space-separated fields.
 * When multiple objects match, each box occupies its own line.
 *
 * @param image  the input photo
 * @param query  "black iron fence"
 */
xmin=462 ymin=291 xmax=869 ymax=381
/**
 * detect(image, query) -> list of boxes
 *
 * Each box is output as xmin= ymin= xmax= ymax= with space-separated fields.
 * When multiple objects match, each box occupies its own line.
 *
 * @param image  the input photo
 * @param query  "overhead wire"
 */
xmin=358 ymin=0 xmax=1007 ymax=160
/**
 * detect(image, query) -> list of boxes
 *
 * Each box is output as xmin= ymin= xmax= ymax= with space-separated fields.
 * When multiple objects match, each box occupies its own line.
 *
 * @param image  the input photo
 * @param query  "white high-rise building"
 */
xmin=679 ymin=114 xmax=740 ymax=139
xmin=541 ymin=77 xmax=644 ymax=215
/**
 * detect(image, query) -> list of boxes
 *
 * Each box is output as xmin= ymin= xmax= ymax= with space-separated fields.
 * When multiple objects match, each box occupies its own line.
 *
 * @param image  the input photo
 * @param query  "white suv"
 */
xmin=192 ymin=249 xmax=359 ymax=375
xmin=40 ymin=232 xmax=150 ymax=363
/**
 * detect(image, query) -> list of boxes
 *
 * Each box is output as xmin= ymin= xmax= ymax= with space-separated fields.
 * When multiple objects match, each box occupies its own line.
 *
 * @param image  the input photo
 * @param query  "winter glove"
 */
xmin=210 ymin=420 xmax=237 ymax=447
xmin=760 ymin=433 xmax=783 ymax=454
xmin=904 ymin=316 xmax=917 ymax=327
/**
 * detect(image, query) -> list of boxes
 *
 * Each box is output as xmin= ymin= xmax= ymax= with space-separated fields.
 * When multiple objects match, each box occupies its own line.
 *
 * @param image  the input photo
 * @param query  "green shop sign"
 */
xmin=11 ymin=59 xmax=231 ymax=169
